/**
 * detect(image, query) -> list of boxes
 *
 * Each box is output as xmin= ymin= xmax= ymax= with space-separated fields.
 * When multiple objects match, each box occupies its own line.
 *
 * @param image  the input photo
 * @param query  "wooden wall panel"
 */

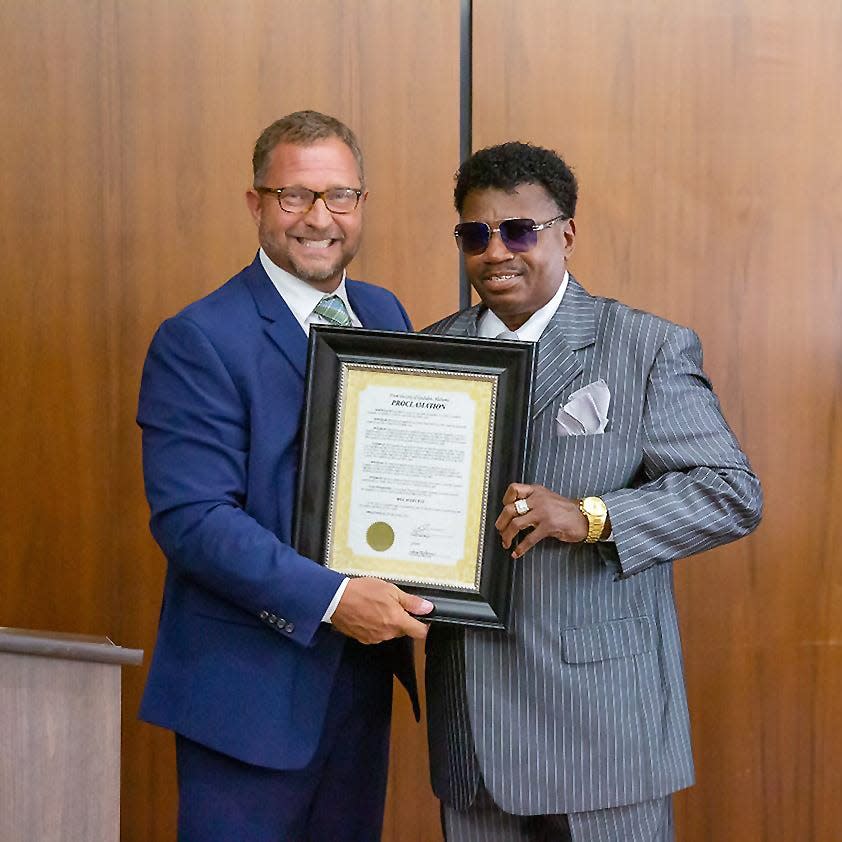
xmin=0 ymin=2 xmax=458 ymax=840
xmin=473 ymin=1 xmax=841 ymax=839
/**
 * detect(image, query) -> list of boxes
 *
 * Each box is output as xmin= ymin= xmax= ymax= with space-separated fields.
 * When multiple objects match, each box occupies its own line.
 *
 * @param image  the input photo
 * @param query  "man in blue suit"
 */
xmin=138 ymin=110 xmax=432 ymax=842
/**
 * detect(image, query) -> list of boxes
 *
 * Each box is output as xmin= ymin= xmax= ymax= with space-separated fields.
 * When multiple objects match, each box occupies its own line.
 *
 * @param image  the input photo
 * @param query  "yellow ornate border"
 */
xmin=325 ymin=364 xmax=497 ymax=591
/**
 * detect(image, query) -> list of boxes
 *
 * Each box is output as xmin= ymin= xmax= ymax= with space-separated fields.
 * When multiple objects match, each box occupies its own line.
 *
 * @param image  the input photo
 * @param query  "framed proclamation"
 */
xmin=293 ymin=326 xmax=535 ymax=630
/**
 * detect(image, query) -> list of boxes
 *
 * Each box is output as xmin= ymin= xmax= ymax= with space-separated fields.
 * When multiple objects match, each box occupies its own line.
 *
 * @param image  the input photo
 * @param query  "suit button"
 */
xmin=284 ymin=623 xmax=295 ymax=633
xmin=268 ymin=613 xmax=277 ymax=623
xmin=259 ymin=611 xmax=269 ymax=621
xmin=277 ymin=618 xmax=286 ymax=627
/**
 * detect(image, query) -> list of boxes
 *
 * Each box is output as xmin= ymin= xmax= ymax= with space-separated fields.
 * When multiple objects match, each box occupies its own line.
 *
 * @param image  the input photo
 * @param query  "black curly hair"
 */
xmin=454 ymin=141 xmax=578 ymax=219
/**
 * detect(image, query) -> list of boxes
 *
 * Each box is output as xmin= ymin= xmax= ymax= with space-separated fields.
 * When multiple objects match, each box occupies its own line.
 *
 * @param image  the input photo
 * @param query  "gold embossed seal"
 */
xmin=366 ymin=521 xmax=395 ymax=552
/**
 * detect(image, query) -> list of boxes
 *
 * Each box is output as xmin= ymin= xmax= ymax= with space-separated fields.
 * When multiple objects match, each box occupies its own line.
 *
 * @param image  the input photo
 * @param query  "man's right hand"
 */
xmin=330 ymin=577 xmax=433 ymax=644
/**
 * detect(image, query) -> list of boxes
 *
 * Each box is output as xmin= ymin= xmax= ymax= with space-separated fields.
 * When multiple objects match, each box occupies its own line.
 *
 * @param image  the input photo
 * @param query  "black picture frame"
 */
xmin=293 ymin=326 xmax=535 ymax=630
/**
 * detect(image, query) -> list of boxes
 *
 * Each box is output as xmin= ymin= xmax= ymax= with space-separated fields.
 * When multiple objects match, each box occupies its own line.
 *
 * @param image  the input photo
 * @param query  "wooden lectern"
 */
xmin=0 ymin=627 xmax=143 ymax=842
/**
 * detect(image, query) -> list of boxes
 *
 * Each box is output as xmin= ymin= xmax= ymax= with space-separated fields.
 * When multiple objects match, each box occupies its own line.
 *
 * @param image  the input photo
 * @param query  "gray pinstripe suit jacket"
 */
xmin=423 ymin=276 xmax=762 ymax=819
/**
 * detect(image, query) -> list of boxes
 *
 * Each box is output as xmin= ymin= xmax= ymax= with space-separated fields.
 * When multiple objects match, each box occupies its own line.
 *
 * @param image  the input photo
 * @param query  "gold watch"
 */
xmin=578 ymin=496 xmax=608 ymax=543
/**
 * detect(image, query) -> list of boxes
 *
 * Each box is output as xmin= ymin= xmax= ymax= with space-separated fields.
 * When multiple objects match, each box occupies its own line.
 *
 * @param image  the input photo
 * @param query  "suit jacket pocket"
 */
xmin=561 ymin=616 xmax=653 ymax=664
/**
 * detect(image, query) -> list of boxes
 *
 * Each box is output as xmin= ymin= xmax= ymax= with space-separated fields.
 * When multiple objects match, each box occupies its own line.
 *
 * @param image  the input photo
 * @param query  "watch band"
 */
xmin=578 ymin=496 xmax=607 ymax=543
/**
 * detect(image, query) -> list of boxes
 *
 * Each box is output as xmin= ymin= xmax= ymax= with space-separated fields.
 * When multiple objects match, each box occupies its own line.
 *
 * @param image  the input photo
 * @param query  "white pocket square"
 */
xmin=556 ymin=379 xmax=610 ymax=436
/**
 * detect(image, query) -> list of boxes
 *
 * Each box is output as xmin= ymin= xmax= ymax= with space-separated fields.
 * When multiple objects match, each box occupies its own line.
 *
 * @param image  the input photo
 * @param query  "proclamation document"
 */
xmin=327 ymin=365 xmax=497 ymax=590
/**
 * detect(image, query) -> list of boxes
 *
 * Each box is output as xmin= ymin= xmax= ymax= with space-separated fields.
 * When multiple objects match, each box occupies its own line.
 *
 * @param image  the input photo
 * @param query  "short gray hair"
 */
xmin=252 ymin=110 xmax=365 ymax=187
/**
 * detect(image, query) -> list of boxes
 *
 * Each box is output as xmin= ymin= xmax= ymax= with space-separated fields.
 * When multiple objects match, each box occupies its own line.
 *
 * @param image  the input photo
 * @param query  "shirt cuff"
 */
xmin=322 ymin=577 xmax=350 ymax=623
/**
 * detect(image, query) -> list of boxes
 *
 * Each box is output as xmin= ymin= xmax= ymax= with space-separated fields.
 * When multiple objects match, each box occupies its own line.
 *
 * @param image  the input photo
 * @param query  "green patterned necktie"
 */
xmin=313 ymin=295 xmax=352 ymax=327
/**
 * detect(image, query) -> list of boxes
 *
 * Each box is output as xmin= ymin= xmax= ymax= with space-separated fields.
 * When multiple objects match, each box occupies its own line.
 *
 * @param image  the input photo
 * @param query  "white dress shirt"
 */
xmin=477 ymin=271 xmax=569 ymax=340
xmin=259 ymin=248 xmax=362 ymax=333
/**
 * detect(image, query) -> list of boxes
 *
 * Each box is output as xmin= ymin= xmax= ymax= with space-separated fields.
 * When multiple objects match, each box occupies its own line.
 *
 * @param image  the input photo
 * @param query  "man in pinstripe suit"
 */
xmin=424 ymin=142 xmax=762 ymax=841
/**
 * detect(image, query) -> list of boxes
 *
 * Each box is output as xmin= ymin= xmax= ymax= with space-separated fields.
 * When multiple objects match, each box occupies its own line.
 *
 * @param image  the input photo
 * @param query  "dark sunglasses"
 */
xmin=453 ymin=214 xmax=568 ymax=255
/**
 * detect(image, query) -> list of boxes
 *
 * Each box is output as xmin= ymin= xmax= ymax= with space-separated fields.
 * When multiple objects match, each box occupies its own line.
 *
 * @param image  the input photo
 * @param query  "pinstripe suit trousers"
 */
xmin=442 ymin=783 xmax=672 ymax=842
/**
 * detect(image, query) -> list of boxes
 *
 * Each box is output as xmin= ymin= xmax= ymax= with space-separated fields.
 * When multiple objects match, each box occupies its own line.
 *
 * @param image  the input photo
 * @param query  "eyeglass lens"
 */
xmin=454 ymin=219 xmax=539 ymax=255
xmin=279 ymin=187 xmax=359 ymax=213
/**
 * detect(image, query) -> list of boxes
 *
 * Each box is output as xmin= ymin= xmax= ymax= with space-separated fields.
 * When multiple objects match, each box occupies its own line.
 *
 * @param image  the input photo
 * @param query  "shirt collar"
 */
xmin=259 ymin=248 xmax=353 ymax=328
xmin=478 ymin=271 xmax=569 ymax=341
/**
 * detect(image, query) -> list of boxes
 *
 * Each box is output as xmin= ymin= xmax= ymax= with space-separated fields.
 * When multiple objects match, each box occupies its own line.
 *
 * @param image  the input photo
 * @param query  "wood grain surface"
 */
xmin=0 ymin=2 xmax=458 ymax=840
xmin=472 ymin=1 xmax=842 ymax=839
xmin=0 ymin=652 xmax=122 ymax=842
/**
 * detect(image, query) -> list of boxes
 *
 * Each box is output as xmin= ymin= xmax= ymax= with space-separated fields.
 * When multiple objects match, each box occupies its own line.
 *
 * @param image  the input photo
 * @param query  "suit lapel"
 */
xmin=243 ymin=255 xmax=308 ymax=378
xmin=432 ymin=280 xmax=595 ymax=416
xmin=246 ymin=265 xmax=410 ymax=378
xmin=345 ymin=283 xmax=387 ymax=329
xmin=532 ymin=276 xmax=596 ymax=417
xmin=438 ymin=305 xmax=482 ymax=337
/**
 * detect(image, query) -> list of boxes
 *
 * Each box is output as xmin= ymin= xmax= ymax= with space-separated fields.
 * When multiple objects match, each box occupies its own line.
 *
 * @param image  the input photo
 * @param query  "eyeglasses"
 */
xmin=254 ymin=186 xmax=363 ymax=214
xmin=453 ymin=214 xmax=568 ymax=255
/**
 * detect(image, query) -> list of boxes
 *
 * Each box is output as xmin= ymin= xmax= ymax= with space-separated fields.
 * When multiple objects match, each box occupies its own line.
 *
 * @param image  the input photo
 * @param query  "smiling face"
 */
xmin=460 ymin=183 xmax=575 ymax=330
xmin=245 ymin=138 xmax=367 ymax=292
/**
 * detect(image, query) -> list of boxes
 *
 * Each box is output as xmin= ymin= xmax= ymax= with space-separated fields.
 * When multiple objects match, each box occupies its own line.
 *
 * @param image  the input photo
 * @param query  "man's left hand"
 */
xmin=496 ymin=483 xmax=589 ymax=558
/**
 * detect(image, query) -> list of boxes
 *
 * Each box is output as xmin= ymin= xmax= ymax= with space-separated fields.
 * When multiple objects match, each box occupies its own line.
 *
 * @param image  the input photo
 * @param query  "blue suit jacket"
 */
xmin=138 ymin=255 xmax=417 ymax=770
